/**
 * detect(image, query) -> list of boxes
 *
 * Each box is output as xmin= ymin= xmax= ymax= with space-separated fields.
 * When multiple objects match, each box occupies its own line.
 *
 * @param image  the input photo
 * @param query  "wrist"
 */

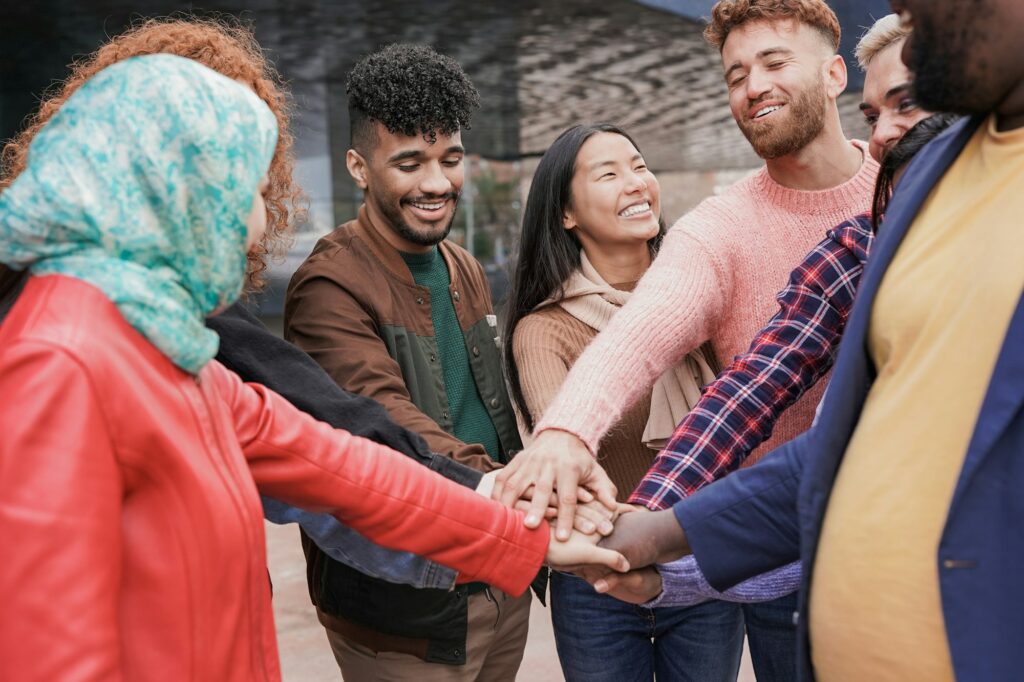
xmin=535 ymin=427 xmax=594 ymax=458
xmin=651 ymin=509 xmax=689 ymax=564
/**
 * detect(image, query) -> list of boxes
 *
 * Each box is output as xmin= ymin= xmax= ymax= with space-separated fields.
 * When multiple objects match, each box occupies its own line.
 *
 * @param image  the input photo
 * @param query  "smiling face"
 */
xmin=722 ymin=18 xmax=839 ymax=159
xmin=860 ymin=39 xmax=932 ymax=162
xmin=346 ymin=122 xmax=464 ymax=252
xmin=562 ymin=132 xmax=661 ymax=254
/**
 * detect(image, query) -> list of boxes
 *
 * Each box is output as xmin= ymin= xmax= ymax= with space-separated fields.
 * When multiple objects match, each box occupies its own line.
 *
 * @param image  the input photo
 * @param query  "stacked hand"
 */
xmin=491 ymin=429 xmax=618 ymax=540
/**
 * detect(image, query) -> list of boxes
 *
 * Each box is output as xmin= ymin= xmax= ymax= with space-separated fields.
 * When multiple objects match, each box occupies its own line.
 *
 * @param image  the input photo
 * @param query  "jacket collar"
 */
xmin=352 ymin=204 xmax=463 ymax=290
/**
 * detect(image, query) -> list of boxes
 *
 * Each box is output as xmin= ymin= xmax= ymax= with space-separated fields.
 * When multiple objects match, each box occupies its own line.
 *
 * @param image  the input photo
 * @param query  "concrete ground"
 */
xmin=266 ymin=521 xmax=757 ymax=681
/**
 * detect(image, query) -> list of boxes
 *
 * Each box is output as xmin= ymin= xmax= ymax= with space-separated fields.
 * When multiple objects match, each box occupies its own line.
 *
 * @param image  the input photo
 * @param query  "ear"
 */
xmin=824 ymin=53 xmax=848 ymax=100
xmin=562 ymin=207 xmax=577 ymax=231
xmin=346 ymin=149 xmax=369 ymax=190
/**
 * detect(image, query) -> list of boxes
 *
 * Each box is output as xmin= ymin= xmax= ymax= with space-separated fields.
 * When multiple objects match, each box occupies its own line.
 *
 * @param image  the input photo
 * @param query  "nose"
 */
xmin=625 ymin=171 xmax=647 ymax=194
xmin=419 ymin=160 xmax=451 ymax=197
xmin=871 ymin=112 xmax=906 ymax=162
xmin=745 ymin=67 xmax=772 ymax=103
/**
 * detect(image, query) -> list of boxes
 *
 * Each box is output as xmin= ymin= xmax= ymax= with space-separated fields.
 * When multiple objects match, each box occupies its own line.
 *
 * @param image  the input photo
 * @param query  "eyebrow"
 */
xmin=859 ymin=82 xmax=913 ymax=111
xmin=588 ymin=153 xmax=643 ymax=173
xmin=724 ymin=47 xmax=795 ymax=80
xmin=387 ymin=145 xmax=466 ymax=164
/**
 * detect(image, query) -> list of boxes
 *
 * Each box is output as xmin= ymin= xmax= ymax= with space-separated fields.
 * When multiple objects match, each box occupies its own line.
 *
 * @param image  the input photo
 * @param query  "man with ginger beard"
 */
xmin=591 ymin=0 xmax=1024 ymax=679
xmin=494 ymin=1 xmax=878 ymax=679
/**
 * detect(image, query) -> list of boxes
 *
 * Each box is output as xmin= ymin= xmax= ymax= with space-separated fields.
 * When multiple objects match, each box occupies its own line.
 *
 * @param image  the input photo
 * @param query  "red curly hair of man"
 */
xmin=0 ymin=16 xmax=306 ymax=293
xmin=704 ymin=0 xmax=841 ymax=52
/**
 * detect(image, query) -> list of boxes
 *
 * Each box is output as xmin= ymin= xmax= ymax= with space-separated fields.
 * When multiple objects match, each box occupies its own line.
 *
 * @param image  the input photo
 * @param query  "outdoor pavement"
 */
xmin=266 ymin=521 xmax=757 ymax=681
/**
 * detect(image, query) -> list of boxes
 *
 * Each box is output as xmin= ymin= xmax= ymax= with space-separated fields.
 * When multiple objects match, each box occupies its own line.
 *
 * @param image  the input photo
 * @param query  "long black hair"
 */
xmin=503 ymin=123 xmax=666 ymax=432
xmin=871 ymin=112 xmax=961 ymax=231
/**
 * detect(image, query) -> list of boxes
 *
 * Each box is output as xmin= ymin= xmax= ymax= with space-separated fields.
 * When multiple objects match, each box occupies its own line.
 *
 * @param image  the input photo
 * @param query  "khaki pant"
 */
xmin=326 ymin=588 xmax=531 ymax=681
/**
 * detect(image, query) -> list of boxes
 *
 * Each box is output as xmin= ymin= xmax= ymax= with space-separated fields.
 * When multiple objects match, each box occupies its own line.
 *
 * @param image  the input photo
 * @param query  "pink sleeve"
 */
xmin=535 ymin=218 xmax=730 ymax=453
xmin=208 ymin=362 xmax=548 ymax=596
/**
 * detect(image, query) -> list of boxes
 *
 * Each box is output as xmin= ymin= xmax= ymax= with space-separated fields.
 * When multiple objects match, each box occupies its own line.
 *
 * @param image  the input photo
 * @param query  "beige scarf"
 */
xmin=542 ymin=251 xmax=719 ymax=450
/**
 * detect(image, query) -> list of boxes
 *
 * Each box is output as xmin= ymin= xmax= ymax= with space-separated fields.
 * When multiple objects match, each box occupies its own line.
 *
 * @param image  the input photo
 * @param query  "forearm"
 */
xmin=226 ymin=370 xmax=546 ymax=595
xmin=262 ymin=497 xmax=456 ymax=589
xmin=535 ymin=230 xmax=726 ymax=452
xmin=209 ymin=303 xmax=436 ymax=462
xmin=631 ymin=234 xmax=861 ymax=509
xmin=673 ymin=432 xmax=807 ymax=591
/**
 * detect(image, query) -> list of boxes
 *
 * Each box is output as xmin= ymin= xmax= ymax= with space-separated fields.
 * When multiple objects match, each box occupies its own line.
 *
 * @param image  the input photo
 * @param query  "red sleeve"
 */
xmin=0 ymin=343 xmax=123 ymax=681
xmin=208 ymin=362 xmax=547 ymax=596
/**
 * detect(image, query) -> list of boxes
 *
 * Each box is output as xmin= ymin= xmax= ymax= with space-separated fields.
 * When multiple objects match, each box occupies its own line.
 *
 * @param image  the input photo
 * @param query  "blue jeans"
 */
xmin=549 ymin=571 xmax=744 ymax=682
xmin=741 ymin=592 xmax=799 ymax=682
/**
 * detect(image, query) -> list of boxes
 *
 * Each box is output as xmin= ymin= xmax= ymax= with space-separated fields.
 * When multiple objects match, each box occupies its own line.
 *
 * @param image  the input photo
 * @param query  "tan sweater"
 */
xmin=513 ymin=304 xmax=655 ymax=502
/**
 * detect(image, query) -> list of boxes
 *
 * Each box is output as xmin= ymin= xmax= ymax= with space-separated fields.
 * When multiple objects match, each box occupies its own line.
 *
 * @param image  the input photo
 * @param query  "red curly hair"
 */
xmin=704 ymin=0 xmax=841 ymax=52
xmin=0 ymin=15 xmax=306 ymax=293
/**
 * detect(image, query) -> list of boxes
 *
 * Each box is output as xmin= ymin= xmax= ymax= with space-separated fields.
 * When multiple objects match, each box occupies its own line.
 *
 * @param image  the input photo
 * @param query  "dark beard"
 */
xmin=379 ymin=193 xmax=459 ymax=247
xmin=909 ymin=24 xmax=983 ymax=114
xmin=393 ymin=212 xmax=456 ymax=247
xmin=738 ymin=76 xmax=827 ymax=159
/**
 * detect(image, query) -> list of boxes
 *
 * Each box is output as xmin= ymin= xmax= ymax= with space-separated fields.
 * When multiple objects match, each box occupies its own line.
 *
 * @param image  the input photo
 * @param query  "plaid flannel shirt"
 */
xmin=630 ymin=212 xmax=874 ymax=510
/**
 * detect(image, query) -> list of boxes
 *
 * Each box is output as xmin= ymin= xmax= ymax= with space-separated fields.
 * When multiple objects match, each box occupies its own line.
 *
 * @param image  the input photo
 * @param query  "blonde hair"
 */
xmin=855 ymin=14 xmax=910 ymax=70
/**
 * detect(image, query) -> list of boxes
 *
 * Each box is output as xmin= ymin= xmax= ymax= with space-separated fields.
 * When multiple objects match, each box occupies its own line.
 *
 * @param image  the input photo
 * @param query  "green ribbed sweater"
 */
xmin=401 ymin=248 xmax=501 ymax=461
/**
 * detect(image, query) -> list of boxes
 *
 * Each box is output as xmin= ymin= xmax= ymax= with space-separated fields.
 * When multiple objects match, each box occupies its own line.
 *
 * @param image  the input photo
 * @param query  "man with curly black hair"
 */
xmin=284 ymin=44 xmax=536 ymax=680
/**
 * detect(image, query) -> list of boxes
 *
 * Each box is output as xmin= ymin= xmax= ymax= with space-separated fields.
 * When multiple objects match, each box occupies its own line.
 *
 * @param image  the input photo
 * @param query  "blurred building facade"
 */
xmin=1 ymin=0 xmax=888 ymax=314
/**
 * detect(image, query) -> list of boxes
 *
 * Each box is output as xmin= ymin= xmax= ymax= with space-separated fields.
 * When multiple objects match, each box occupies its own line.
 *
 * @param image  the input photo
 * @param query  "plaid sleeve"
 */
xmin=630 ymin=214 xmax=874 ymax=510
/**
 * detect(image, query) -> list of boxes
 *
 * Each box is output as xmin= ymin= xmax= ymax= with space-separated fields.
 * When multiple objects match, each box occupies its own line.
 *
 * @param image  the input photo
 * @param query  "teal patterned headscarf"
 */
xmin=0 ymin=54 xmax=278 ymax=374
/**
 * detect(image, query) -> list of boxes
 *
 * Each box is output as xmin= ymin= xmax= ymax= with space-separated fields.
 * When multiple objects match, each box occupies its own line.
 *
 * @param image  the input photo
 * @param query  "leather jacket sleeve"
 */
xmin=211 ymin=361 xmax=547 ymax=596
xmin=0 ymin=343 xmax=123 ymax=681
xmin=208 ymin=304 xmax=446 ymax=473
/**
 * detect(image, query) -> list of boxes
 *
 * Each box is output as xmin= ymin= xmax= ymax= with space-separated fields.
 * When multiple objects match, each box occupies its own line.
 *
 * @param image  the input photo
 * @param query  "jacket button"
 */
xmin=453 ymin=648 xmax=461 ymax=657
xmin=429 ymin=353 xmax=437 ymax=362
xmin=471 ymin=346 xmax=480 ymax=357
xmin=442 ymin=410 xmax=449 ymax=420
xmin=416 ymin=296 xmax=425 ymax=305
xmin=489 ymin=398 xmax=499 ymax=408
xmin=453 ymin=291 xmax=460 ymax=301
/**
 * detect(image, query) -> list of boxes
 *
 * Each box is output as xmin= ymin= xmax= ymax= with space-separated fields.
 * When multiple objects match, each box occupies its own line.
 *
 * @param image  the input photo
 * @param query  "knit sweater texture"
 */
xmin=513 ymin=298 xmax=656 ymax=501
xmin=537 ymin=142 xmax=879 ymax=463
xmin=400 ymin=248 xmax=501 ymax=461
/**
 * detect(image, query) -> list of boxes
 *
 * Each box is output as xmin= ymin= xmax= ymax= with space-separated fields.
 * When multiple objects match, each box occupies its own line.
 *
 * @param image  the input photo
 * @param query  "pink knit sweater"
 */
xmin=536 ymin=142 xmax=879 ymax=463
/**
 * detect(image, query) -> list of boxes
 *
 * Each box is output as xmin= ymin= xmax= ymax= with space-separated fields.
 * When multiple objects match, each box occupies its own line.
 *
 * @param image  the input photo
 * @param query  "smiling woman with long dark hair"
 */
xmin=504 ymin=123 xmax=742 ymax=682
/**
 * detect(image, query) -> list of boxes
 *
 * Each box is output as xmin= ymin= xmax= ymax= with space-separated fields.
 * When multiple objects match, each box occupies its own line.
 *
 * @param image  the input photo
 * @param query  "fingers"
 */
xmin=575 ymin=502 xmax=614 ymax=536
xmin=524 ymin=462 xmax=555 ymax=529
xmin=588 ymin=471 xmax=619 ymax=513
xmin=554 ymin=464 xmax=582 ymax=541
xmin=579 ymin=546 xmax=630 ymax=573
xmin=591 ymin=567 xmax=663 ymax=604
xmin=512 ymin=499 xmax=557 ymax=519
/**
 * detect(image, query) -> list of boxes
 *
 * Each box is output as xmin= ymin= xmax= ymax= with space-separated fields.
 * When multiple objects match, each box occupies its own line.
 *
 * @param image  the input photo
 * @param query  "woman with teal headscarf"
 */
xmin=0 ymin=55 xmax=626 ymax=681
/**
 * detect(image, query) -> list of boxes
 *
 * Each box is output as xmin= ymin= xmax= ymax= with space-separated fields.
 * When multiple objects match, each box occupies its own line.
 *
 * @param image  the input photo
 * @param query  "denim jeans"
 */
xmin=549 ymin=571 xmax=744 ymax=682
xmin=741 ymin=592 xmax=799 ymax=682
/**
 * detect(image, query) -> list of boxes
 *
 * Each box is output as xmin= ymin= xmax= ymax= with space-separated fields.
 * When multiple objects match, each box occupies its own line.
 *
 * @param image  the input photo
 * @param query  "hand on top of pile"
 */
xmin=490 ymin=428 xmax=618 ymax=540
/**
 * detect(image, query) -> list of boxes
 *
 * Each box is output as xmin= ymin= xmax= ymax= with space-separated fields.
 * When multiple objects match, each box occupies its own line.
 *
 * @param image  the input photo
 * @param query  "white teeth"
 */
xmin=755 ymin=105 xmax=782 ymax=119
xmin=412 ymin=202 xmax=444 ymax=211
xmin=619 ymin=202 xmax=651 ymax=218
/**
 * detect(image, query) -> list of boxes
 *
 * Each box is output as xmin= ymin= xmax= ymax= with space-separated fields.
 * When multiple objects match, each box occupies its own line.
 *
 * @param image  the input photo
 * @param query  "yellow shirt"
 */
xmin=809 ymin=116 xmax=1024 ymax=681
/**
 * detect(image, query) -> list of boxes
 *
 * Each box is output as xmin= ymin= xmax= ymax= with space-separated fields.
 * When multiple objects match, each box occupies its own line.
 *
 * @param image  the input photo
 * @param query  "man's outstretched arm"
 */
xmin=597 ymin=430 xmax=810 ymax=591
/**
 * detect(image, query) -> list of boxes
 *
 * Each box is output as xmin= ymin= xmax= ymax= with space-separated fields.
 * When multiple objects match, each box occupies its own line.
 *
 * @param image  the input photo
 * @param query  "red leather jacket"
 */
xmin=0 ymin=275 xmax=547 ymax=681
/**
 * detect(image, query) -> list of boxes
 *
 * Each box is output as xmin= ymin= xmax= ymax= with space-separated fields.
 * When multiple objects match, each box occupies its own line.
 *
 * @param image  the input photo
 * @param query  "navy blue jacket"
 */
xmin=674 ymin=116 xmax=1024 ymax=681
